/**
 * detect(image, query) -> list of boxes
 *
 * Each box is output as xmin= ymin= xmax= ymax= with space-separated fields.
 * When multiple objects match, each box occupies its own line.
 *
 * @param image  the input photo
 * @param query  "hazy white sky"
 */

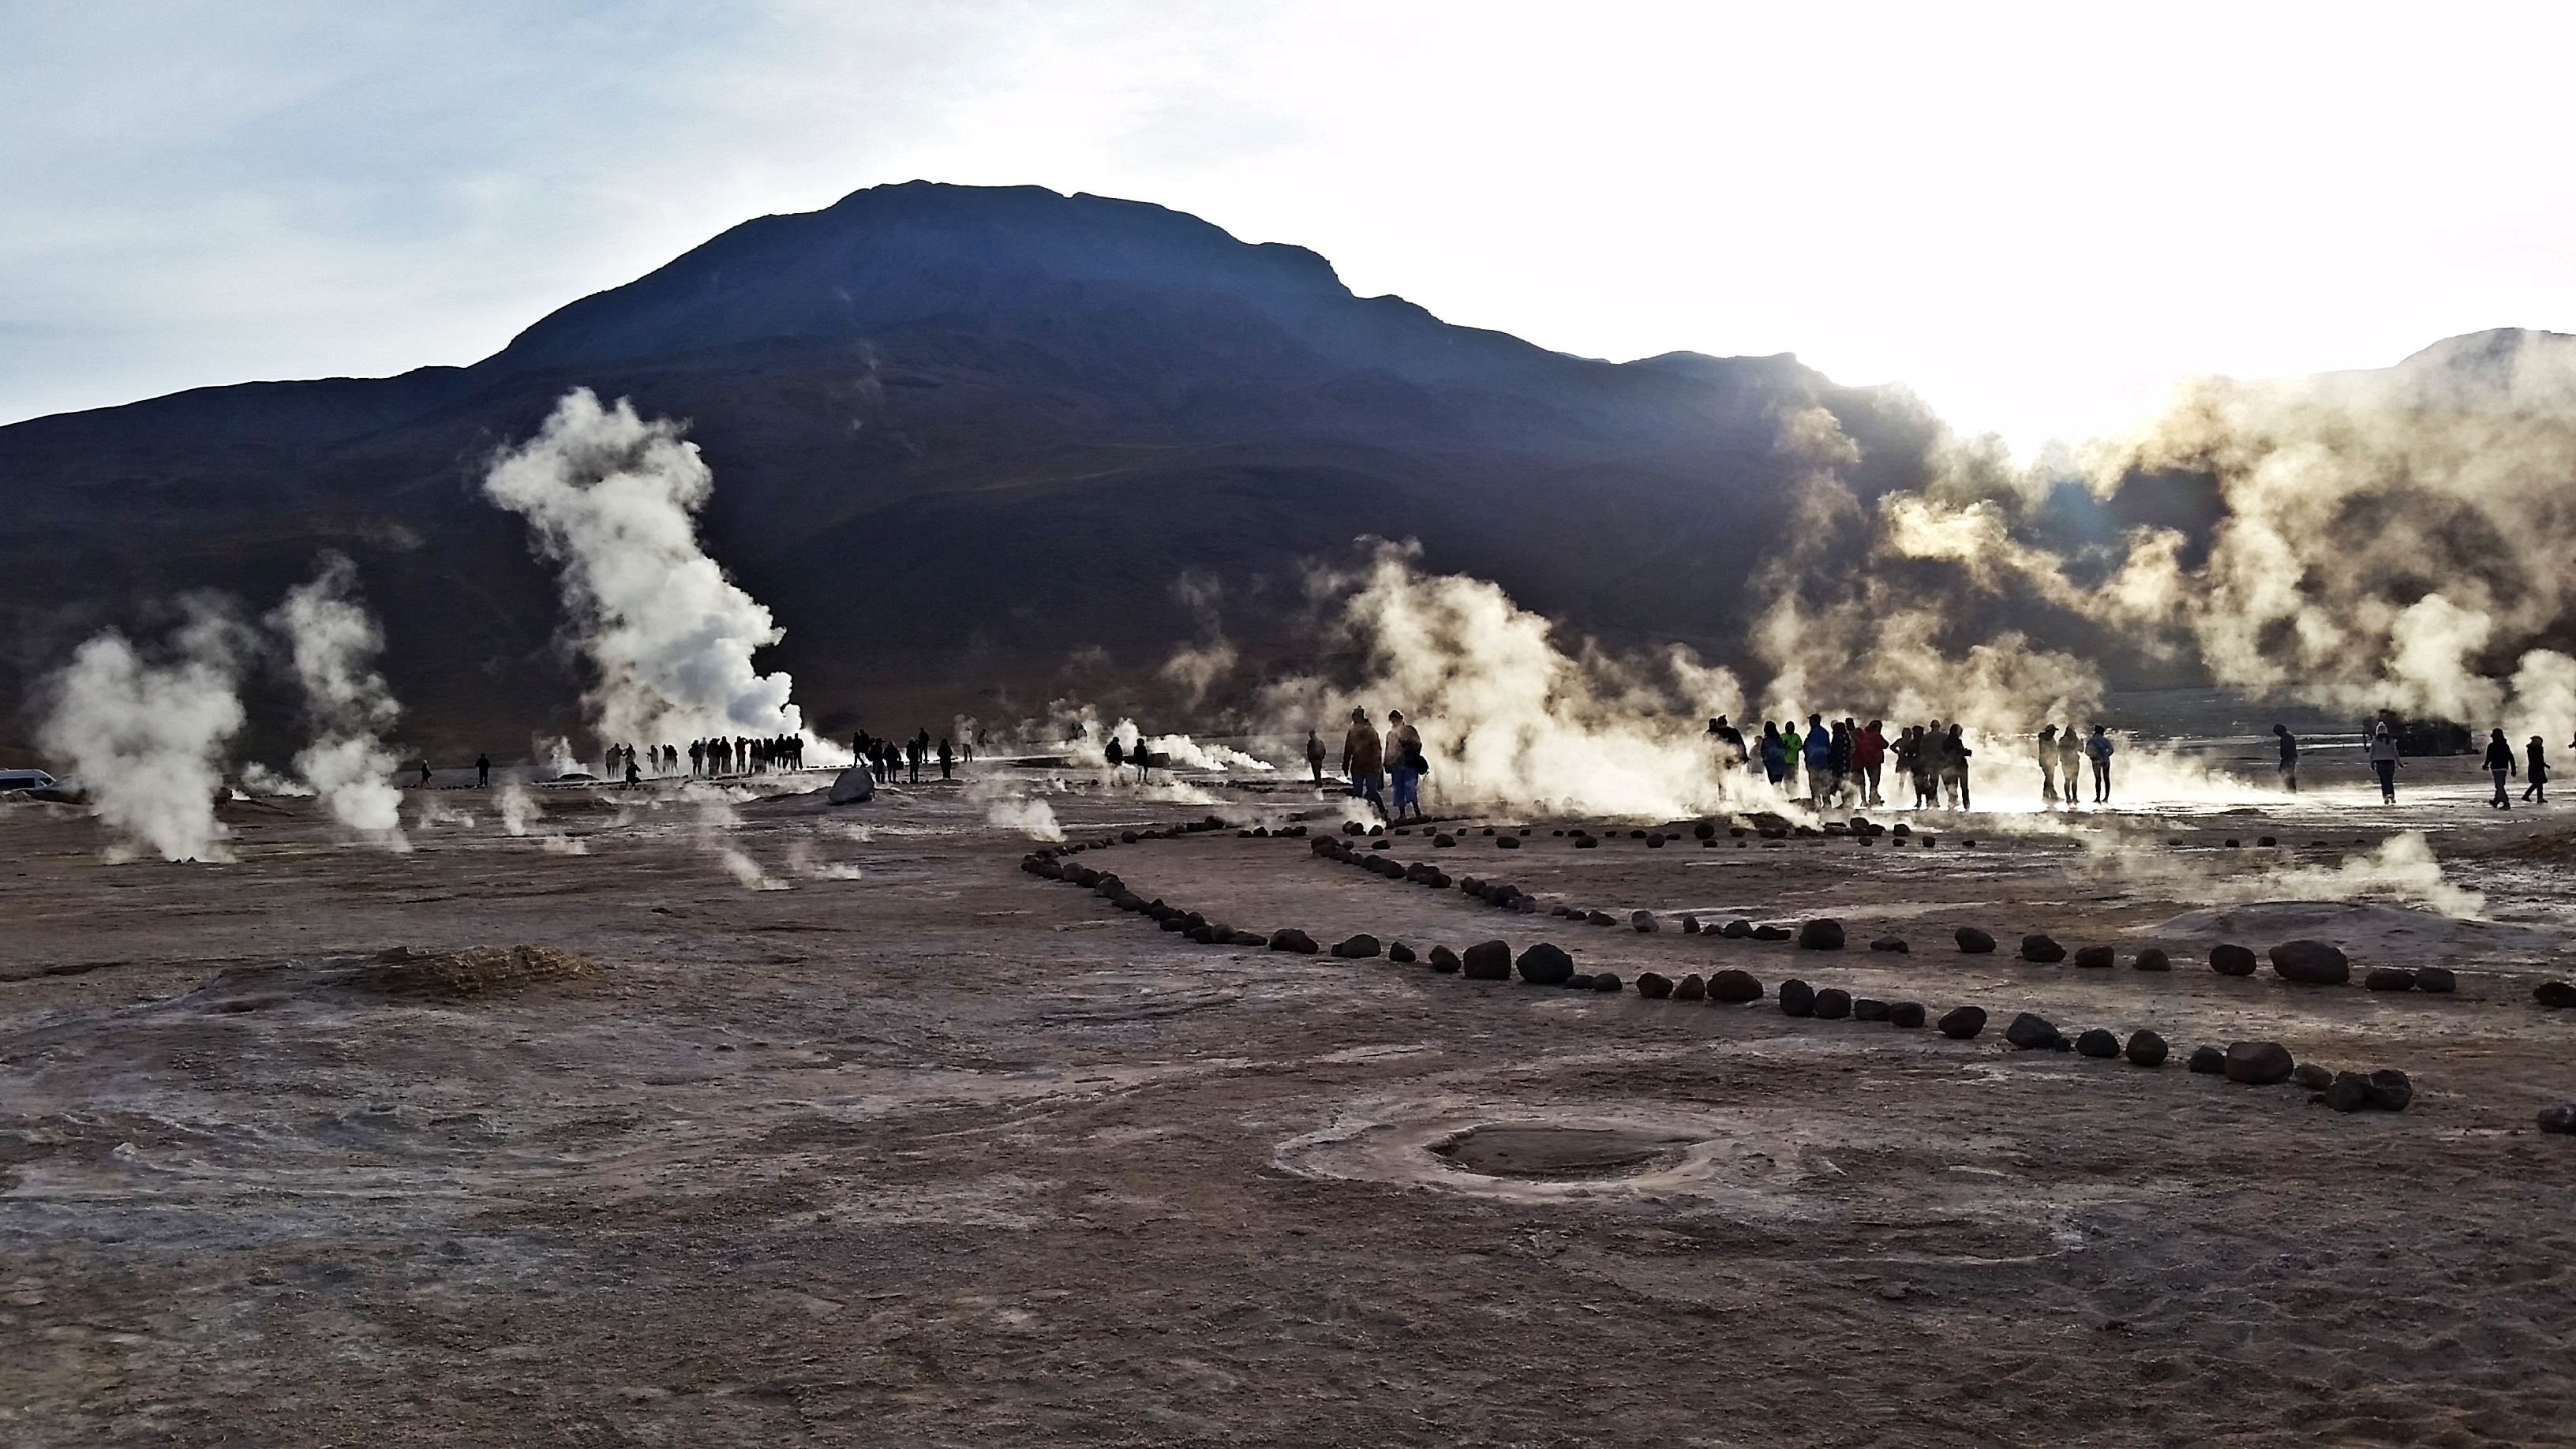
xmin=6 ymin=2 xmax=2571 ymax=446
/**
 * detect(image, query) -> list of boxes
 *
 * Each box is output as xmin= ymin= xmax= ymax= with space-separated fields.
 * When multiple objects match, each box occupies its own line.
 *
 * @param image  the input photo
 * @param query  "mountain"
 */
xmin=0 ymin=182 xmax=1968 ymax=757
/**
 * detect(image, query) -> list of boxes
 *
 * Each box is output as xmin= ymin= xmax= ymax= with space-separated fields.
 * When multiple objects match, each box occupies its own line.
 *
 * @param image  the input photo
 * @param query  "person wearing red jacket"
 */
xmin=1853 ymin=719 xmax=1889 ymax=807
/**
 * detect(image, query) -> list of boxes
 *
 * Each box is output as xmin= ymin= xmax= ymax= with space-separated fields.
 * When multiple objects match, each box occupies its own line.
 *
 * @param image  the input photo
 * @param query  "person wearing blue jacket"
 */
xmin=1801 ymin=715 xmax=1832 ymax=803
xmin=1759 ymin=722 xmax=1788 ymax=789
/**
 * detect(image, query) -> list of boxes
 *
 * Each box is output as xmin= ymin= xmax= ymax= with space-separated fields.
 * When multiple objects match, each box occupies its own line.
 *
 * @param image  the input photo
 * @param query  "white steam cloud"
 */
xmin=37 ymin=603 xmax=247 ymax=863
xmin=484 ymin=389 xmax=823 ymax=753
xmin=269 ymin=552 xmax=408 ymax=848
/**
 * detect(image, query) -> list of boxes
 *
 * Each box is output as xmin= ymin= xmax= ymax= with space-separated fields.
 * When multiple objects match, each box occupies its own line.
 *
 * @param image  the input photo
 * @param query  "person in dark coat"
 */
xmin=2523 ymin=736 xmax=2549 ymax=803
xmin=2485 ymin=728 xmax=2517 ymax=808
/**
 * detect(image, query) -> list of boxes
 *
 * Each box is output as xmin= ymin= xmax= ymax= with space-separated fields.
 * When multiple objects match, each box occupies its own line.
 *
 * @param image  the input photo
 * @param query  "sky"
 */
xmin=6 ymin=1 xmax=2573 ymax=448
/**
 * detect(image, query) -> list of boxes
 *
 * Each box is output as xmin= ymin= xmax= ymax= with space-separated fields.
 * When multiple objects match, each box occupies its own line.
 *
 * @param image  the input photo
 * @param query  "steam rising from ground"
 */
xmin=2084 ymin=829 xmax=2484 ymax=919
xmin=36 ymin=602 xmax=246 ymax=862
xmin=485 ymin=389 xmax=826 ymax=754
xmin=269 ymin=552 xmax=408 ymax=848
xmin=693 ymin=796 xmax=786 ymax=889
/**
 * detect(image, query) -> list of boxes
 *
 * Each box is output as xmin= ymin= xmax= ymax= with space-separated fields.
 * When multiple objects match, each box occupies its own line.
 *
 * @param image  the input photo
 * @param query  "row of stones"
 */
xmin=1038 ymin=848 xmax=2410 ymax=1116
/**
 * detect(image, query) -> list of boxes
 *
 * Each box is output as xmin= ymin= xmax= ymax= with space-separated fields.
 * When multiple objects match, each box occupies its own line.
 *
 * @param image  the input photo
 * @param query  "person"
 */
xmin=1851 ymin=719 xmax=1885 ymax=807
xmin=1893 ymin=725 xmax=1923 ymax=807
xmin=2368 ymin=722 xmax=2400 ymax=802
xmin=2087 ymin=724 xmax=2114 ymax=803
xmin=1709 ymin=716 xmax=1747 ymax=769
xmin=938 ymin=737 xmax=954 ymax=781
xmin=1826 ymin=720 xmax=1852 ymax=809
xmin=2484 ymin=728 xmax=2516 ymax=809
xmin=624 ymin=752 xmax=642 ymax=788
xmin=417 ymin=759 xmax=433 ymax=788
xmin=476 ymin=754 xmax=491 ymax=789
xmin=1387 ymin=712 xmax=1427 ymax=822
xmin=2054 ymin=725 xmax=2084 ymax=808
xmin=2524 ymin=736 xmax=2550 ymax=803
xmin=1342 ymin=707 xmax=1385 ymax=816
xmin=1305 ymin=730 xmax=1327 ymax=784
xmin=1945 ymin=723 xmax=1973 ymax=809
xmin=1105 ymin=736 xmax=1126 ymax=781
xmin=1133 ymin=737 xmax=1151 ymax=784
xmin=1921 ymin=721 xmax=1950 ymax=807
xmin=1801 ymin=715 xmax=1832 ymax=805
xmin=2035 ymin=724 xmax=2060 ymax=805
xmin=1759 ymin=721 xmax=1788 ymax=789
xmin=2274 ymin=724 xmax=2299 ymax=793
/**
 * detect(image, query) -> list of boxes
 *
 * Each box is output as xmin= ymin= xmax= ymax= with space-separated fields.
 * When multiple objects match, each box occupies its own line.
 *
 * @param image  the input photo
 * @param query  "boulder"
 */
xmin=2363 ymin=967 xmax=2417 ymax=992
xmin=1185 ymin=924 xmax=1219 ymax=943
xmin=1852 ymin=997 xmax=1891 ymax=1023
xmin=2415 ymin=967 xmax=2458 ymax=994
xmin=1636 ymin=972 xmax=1675 ymax=1000
xmin=1694 ymin=822 xmax=1717 ymax=840
xmin=1797 ymin=919 xmax=1847 ymax=950
xmin=1646 ymin=833 xmax=1667 ymax=848
xmin=826 ymin=767 xmax=875 ymax=804
xmin=1870 ymin=934 xmax=1910 ymax=953
xmin=2075 ymin=1028 xmax=2120 ymax=1058
xmin=1709 ymin=969 xmax=1763 ymax=1003
xmin=1496 ymin=835 xmax=1520 ymax=849
xmin=2133 ymin=948 xmax=2172 ymax=972
xmin=2270 ymin=939 xmax=2351 ymax=986
xmin=1956 ymin=927 xmax=1997 ymax=954
xmin=1574 ymin=836 xmax=1600 ymax=849
xmin=1777 ymin=979 xmax=1817 ymax=1017
xmin=1462 ymin=940 xmax=1513 ymax=980
xmin=1632 ymin=911 xmax=1660 ymax=933
xmin=2222 ymin=1041 xmax=2296 ymax=1086
xmin=1720 ymin=919 xmax=1754 ymax=939
xmin=1148 ymin=901 xmax=1179 ymax=921
xmin=2290 ymin=1062 xmax=2335 ymax=1091
xmin=2536 ymin=981 xmax=2576 ymax=1009
xmin=2005 ymin=1013 xmax=2063 ymax=1050
xmin=1230 ymin=931 xmax=1268 ymax=947
xmin=1331 ymin=934 xmax=1383 ymax=960
xmin=2187 ymin=1045 xmax=2226 ymax=1074
xmin=2073 ymin=945 xmax=2116 ymax=969
xmin=1428 ymin=945 xmax=1462 ymax=974
xmin=1565 ymin=974 xmax=1594 ymax=990
xmin=1586 ymin=911 xmax=1617 ymax=927
xmin=2125 ymin=1029 xmax=2168 ymax=1068
xmin=1888 ymin=1002 xmax=1927 ymax=1028
xmin=1515 ymin=943 xmax=1576 ymax=986
xmin=2364 ymin=1069 xmax=2413 ymax=1112
xmin=1680 ymin=914 xmax=1702 ymax=934
xmin=1811 ymin=987 xmax=1852 ymax=1020
xmin=1673 ymin=974 xmax=1708 ymax=1002
xmin=1064 ymin=864 xmax=1101 ymax=887
xmin=1592 ymin=973 xmax=1623 ymax=993
xmin=1434 ymin=833 xmax=1456 ymax=848
xmin=1513 ymin=897 xmax=1537 ymax=914
xmin=1387 ymin=942 xmax=1417 ymax=964
xmin=1936 ymin=1005 xmax=1986 ymax=1039
xmin=2537 ymin=1103 xmax=2576 ymax=1134
xmin=1751 ymin=924 xmax=1794 ymax=942
xmin=2020 ymin=934 xmax=2067 ymax=964
xmin=2321 ymin=1072 xmax=2371 ymax=1113
xmin=2209 ymin=944 xmax=2259 ymax=977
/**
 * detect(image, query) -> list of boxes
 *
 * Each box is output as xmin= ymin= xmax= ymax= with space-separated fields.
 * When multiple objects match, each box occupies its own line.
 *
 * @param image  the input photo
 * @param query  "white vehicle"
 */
xmin=0 ymin=768 xmax=58 ymax=792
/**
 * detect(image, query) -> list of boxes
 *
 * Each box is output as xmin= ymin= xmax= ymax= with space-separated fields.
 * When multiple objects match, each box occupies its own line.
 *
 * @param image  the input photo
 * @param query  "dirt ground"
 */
xmin=4 ymin=763 xmax=2574 ymax=1447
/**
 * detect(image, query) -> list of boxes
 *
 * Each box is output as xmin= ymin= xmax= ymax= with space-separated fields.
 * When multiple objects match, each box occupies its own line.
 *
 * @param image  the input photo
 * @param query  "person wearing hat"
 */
xmin=1385 ymin=710 xmax=1425 ymax=822
xmin=1342 ymin=707 xmax=1385 ymax=815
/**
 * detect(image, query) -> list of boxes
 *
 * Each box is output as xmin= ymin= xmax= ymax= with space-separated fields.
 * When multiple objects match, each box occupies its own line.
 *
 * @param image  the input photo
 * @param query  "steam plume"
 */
xmin=269 ymin=552 xmax=407 ymax=847
xmin=37 ymin=603 xmax=247 ymax=863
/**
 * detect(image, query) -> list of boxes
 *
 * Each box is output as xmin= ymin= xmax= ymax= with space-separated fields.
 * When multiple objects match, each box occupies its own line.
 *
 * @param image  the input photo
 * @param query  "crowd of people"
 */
xmin=1334 ymin=706 xmax=1429 ymax=822
xmin=851 ymin=728 xmax=956 ymax=785
xmin=1703 ymin=714 xmax=2117 ymax=811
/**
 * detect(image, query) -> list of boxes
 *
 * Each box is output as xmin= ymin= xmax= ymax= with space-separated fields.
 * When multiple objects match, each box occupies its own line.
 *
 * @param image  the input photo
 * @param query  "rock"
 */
xmin=1956 ymin=927 xmax=1997 ymax=954
xmin=2020 ymin=934 xmax=2067 ymax=964
xmin=2270 ymin=939 xmax=2351 ymax=986
xmin=1680 ymin=914 xmax=1702 ymax=934
xmin=1148 ymin=901 xmax=1179 ymax=921
xmin=1230 ymin=930 xmax=1268 ymax=947
xmin=1462 ymin=940 xmax=1513 ymax=980
xmin=2290 ymin=1062 xmax=2334 ymax=1091
xmin=1694 ymin=822 xmax=1717 ymax=840
xmin=2125 ymin=1029 xmax=2168 ymax=1067
xmin=1646 ymin=833 xmax=1667 ymax=848
xmin=1777 ymin=979 xmax=1816 ymax=1017
xmin=2222 ymin=1040 xmax=2296 ymax=1086
xmin=1565 ymin=974 xmax=1594 ymax=990
xmin=1063 ymin=864 xmax=1101 ymax=887
xmin=2363 ymin=967 xmax=2417 ymax=992
xmin=1636 ymin=972 xmax=1675 ymax=1000
xmin=1889 ymin=1002 xmax=1926 ymax=1028
xmin=1331 ymin=934 xmax=1382 ymax=959
xmin=1673 ymin=973 xmax=1707 ymax=1002
xmin=1812 ymin=987 xmax=1852 ymax=1019
xmin=2416 ymin=967 xmax=2458 ymax=993
xmin=1586 ymin=910 xmax=1617 ymax=927
xmin=1388 ymin=942 xmax=1417 ymax=964
xmin=2209 ymin=944 xmax=2258 ymax=977
xmin=1852 ymin=997 xmax=1889 ymax=1022
xmin=1936 ymin=1005 xmax=1986 ymax=1039
xmin=1159 ymin=915 xmax=1192 ymax=932
xmin=1496 ymin=835 xmax=1520 ymax=848
xmin=1709 ymin=969 xmax=1763 ymax=1003
xmin=1515 ymin=943 xmax=1576 ymax=986
xmin=1428 ymin=945 xmax=1462 ymax=974
xmin=1751 ymin=924 xmax=1794 ymax=942
xmin=1592 ymin=973 xmax=1623 ymax=993
xmin=2187 ymin=1045 xmax=2226 ymax=1073
xmin=1797 ymin=919 xmax=1846 ymax=950
xmin=1574 ymin=837 xmax=1599 ymax=848
xmin=1113 ymin=893 xmax=1146 ymax=912
xmin=1631 ymin=911 xmax=1659 ymax=933
xmin=2075 ymin=1028 xmax=2120 ymax=1058
xmin=2073 ymin=945 xmax=2115 ymax=969
xmin=1342 ymin=821 xmax=1365 ymax=836
xmin=2537 ymin=1103 xmax=2576 ymax=1134
xmin=2364 ymin=1069 xmax=2413 ymax=1111
xmin=2536 ymin=981 xmax=2576 ymax=1009
xmin=2005 ymin=1013 xmax=2063 ymax=1050
xmin=1870 ymin=934 xmax=1910 ymax=953
xmin=827 ymin=767 xmax=876 ymax=803
xmin=1513 ymin=897 xmax=1537 ymax=914
xmin=2321 ymin=1072 xmax=2371 ymax=1113
xmin=2134 ymin=948 xmax=2171 ymax=972
xmin=1434 ymin=833 xmax=1456 ymax=847
xmin=1720 ymin=919 xmax=1754 ymax=939
xmin=1185 ymin=924 xmax=1219 ymax=943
